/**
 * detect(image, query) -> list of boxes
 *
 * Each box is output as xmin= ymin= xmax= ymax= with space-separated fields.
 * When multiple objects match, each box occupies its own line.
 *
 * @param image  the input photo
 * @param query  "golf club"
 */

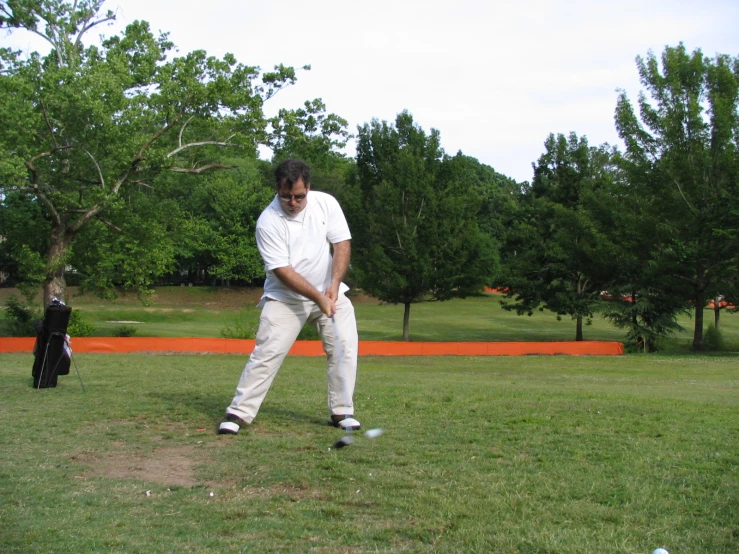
xmin=330 ymin=313 xmax=383 ymax=449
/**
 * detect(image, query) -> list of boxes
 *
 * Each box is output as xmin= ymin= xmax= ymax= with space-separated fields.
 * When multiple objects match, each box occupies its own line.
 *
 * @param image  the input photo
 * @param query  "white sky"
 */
xmin=4 ymin=0 xmax=739 ymax=183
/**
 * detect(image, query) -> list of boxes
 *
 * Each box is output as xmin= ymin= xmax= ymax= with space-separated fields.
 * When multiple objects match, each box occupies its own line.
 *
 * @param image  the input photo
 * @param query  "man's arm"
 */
xmin=272 ymin=266 xmax=335 ymax=317
xmin=272 ymin=239 xmax=351 ymax=317
xmin=325 ymin=240 xmax=351 ymax=302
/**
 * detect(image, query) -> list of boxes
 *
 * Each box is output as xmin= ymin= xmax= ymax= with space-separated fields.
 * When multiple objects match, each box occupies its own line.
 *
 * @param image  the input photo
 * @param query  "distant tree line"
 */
xmin=1 ymin=1 xmax=738 ymax=348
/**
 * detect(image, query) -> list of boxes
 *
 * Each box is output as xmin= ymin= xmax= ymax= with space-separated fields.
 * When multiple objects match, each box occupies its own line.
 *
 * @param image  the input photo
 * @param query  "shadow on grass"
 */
xmin=145 ymin=392 xmax=326 ymax=427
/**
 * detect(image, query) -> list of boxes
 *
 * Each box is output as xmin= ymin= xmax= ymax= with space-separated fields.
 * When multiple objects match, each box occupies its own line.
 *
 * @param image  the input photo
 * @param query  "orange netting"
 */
xmin=0 ymin=337 xmax=623 ymax=356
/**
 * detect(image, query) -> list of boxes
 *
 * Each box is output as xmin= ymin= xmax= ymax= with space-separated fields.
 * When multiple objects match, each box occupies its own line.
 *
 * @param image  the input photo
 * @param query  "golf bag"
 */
xmin=32 ymin=299 xmax=72 ymax=389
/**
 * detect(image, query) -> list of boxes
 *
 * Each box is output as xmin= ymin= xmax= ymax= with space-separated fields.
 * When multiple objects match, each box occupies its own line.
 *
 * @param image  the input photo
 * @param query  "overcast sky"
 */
xmin=5 ymin=0 xmax=739 ymax=182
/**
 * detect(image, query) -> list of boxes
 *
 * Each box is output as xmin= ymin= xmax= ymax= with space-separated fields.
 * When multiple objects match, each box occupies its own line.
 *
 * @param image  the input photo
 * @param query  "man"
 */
xmin=218 ymin=158 xmax=360 ymax=434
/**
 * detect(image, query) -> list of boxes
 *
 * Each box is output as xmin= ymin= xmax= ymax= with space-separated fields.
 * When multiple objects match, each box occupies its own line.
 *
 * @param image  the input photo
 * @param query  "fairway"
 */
xmin=1 ymin=352 xmax=737 ymax=553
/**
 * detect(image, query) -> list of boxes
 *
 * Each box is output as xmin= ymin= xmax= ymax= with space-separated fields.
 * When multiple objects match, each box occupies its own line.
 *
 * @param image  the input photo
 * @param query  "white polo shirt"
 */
xmin=256 ymin=190 xmax=352 ymax=304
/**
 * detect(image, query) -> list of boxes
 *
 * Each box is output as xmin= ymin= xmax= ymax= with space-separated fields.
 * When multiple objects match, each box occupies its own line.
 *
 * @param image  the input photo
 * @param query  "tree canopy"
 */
xmin=350 ymin=111 xmax=498 ymax=340
xmin=615 ymin=43 xmax=739 ymax=349
xmin=0 ymin=0 xmax=333 ymax=304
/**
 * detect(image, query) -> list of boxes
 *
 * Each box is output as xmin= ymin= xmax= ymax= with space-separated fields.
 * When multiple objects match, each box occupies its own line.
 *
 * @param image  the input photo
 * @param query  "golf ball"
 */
xmin=652 ymin=549 xmax=669 ymax=554
xmin=364 ymin=428 xmax=383 ymax=439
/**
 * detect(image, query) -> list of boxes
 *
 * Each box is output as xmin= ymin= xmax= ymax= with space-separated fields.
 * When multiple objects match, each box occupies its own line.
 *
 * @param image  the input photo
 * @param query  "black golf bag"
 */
xmin=32 ymin=299 xmax=72 ymax=388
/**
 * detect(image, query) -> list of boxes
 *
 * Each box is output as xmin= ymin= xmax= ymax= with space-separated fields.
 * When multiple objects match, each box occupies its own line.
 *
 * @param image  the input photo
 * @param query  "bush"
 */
xmin=220 ymin=316 xmax=257 ymax=339
xmin=67 ymin=310 xmax=97 ymax=337
xmin=3 ymin=295 xmax=40 ymax=337
xmin=703 ymin=324 xmax=725 ymax=351
xmin=113 ymin=325 xmax=138 ymax=337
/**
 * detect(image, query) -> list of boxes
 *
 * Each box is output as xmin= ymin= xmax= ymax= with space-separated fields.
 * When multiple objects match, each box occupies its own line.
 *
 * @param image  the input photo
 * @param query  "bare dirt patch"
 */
xmin=75 ymin=445 xmax=202 ymax=487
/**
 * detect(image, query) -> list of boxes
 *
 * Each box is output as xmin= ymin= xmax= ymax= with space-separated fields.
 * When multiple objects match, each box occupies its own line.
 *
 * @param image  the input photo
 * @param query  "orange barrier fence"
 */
xmin=0 ymin=337 xmax=623 ymax=356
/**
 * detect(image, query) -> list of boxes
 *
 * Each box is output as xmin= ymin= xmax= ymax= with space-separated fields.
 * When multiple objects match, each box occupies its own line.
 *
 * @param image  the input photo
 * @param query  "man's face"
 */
xmin=277 ymin=178 xmax=310 ymax=215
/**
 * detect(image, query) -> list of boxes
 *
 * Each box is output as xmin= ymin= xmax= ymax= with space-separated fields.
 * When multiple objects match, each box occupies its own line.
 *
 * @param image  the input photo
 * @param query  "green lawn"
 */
xmin=0 ymin=352 xmax=737 ymax=553
xmin=2 ymin=286 xmax=738 ymax=350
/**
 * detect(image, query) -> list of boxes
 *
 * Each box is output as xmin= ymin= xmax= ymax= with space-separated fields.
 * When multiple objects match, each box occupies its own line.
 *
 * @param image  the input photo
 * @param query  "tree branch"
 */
xmin=40 ymin=100 xmax=59 ymax=148
xmin=25 ymin=147 xmax=72 ymax=227
xmin=108 ymin=99 xmax=194 ymax=196
xmin=99 ymin=218 xmax=122 ymax=232
xmin=73 ymin=12 xmax=116 ymax=50
xmin=178 ymin=115 xmax=195 ymax=149
xmin=166 ymin=135 xmax=238 ymax=158
xmin=668 ymin=171 xmax=698 ymax=217
xmin=169 ymin=163 xmax=237 ymax=174
xmin=82 ymin=148 xmax=105 ymax=188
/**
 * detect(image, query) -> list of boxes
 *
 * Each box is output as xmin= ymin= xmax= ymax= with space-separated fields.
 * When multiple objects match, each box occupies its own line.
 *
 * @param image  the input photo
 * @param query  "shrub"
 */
xmin=703 ymin=324 xmax=725 ymax=351
xmin=3 ymin=295 xmax=41 ymax=337
xmin=67 ymin=310 xmax=97 ymax=337
xmin=113 ymin=325 xmax=138 ymax=337
xmin=220 ymin=317 xmax=256 ymax=340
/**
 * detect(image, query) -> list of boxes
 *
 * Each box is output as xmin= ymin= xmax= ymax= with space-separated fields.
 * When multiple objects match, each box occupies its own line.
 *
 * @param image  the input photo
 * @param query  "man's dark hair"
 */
xmin=274 ymin=158 xmax=311 ymax=189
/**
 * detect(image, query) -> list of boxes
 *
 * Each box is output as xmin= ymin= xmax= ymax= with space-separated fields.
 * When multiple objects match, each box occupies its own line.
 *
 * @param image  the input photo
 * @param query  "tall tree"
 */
xmin=496 ymin=133 xmax=619 ymax=341
xmin=0 ymin=0 xmax=312 ymax=305
xmin=351 ymin=111 xmax=497 ymax=340
xmin=615 ymin=44 xmax=739 ymax=349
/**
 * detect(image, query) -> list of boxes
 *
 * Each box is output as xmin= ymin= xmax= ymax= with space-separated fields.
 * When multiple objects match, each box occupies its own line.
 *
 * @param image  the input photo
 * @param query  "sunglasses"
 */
xmin=278 ymin=193 xmax=307 ymax=202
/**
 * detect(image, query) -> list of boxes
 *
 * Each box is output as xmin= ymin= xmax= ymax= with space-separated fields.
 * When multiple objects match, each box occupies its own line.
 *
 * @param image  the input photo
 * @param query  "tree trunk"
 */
xmin=692 ymin=288 xmax=705 ymax=350
xmin=43 ymin=226 xmax=73 ymax=307
xmin=403 ymin=302 xmax=411 ymax=341
xmin=575 ymin=315 xmax=583 ymax=341
xmin=714 ymin=297 xmax=720 ymax=329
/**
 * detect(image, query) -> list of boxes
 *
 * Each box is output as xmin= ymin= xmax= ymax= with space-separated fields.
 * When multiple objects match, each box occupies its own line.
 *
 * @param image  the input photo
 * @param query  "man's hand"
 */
xmin=317 ymin=294 xmax=336 ymax=318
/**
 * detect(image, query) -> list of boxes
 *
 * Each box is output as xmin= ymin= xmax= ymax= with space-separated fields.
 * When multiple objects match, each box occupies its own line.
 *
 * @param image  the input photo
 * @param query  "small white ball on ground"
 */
xmin=652 ymin=548 xmax=669 ymax=554
xmin=364 ymin=428 xmax=383 ymax=439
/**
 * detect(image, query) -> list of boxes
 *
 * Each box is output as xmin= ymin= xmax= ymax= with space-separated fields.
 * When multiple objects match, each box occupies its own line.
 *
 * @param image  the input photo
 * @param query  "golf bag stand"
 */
xmin=32 ymin=299 xmax=85 ymax=391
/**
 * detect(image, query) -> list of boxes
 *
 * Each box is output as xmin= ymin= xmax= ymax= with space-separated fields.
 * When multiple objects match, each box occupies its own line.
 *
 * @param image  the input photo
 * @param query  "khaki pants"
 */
xmin=225 ymin=294 xmax=358 ymax=424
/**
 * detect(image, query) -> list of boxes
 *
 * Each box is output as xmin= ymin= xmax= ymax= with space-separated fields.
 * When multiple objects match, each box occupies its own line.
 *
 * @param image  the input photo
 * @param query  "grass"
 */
xmin=1 ymin=352 xmax=737 ymax=552
xmin=1 ymin=286 xmax=738 ymax=350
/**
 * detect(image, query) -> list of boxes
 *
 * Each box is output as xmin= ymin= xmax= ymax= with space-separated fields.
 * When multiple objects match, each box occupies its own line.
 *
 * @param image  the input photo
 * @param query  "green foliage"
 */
xmin=0 ymin=191 xmax=50 ymax=293
xmin=351 ymin=111 xmax=498 ymax=339
xmin=112 ymin=325 xmax=137 ymax=337
xmin=703 ymin=324 xmax=725 ymax=351
xmin=219 ymin=308 xmax=259 ymax=339
xmin=2 ymin=294 xmax=40 ymax=336
xmin=600 ymin=295 xmax=685 ymax=352
xmin=497 ymin=133 xmax=620 ymax=340
xmin=14 ymin=244 xmax=47 ymax=302
xmin=67 ymin=309 xmax=96 ymax=337
xmin=269 ymin=98 xmax=350 ymax=168
xmin=615 ymin=43 xmax=739 ymax=349
xmin=297 ymin=323 xmax=320 ymax=340
xmin=0 ymin=0 xmax=316 ymax=304
xmin=220 ymin=314 xmax=320 ymax=341
xmin=170 ymin=160 xmax=272 ymax=285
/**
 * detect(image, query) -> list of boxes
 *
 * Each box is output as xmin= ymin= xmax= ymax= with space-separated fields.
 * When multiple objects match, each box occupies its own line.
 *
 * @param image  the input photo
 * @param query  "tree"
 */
xmin=0 ymin=0 xmax=311 ymax=305
xmin=166 ymin=158 xmax=272 ymax=286
xmin=351 ymin=111 xmax=497 ymax=340
xmin=496 ymin=133 xmax=619 ymax=341
xmin=615 ymin=44 xmax=739 ymax=349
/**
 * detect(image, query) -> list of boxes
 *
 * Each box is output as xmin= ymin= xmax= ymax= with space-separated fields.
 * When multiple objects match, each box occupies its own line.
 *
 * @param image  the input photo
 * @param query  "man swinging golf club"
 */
xmin=218 ymin=158 xmax=361 ymax=435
